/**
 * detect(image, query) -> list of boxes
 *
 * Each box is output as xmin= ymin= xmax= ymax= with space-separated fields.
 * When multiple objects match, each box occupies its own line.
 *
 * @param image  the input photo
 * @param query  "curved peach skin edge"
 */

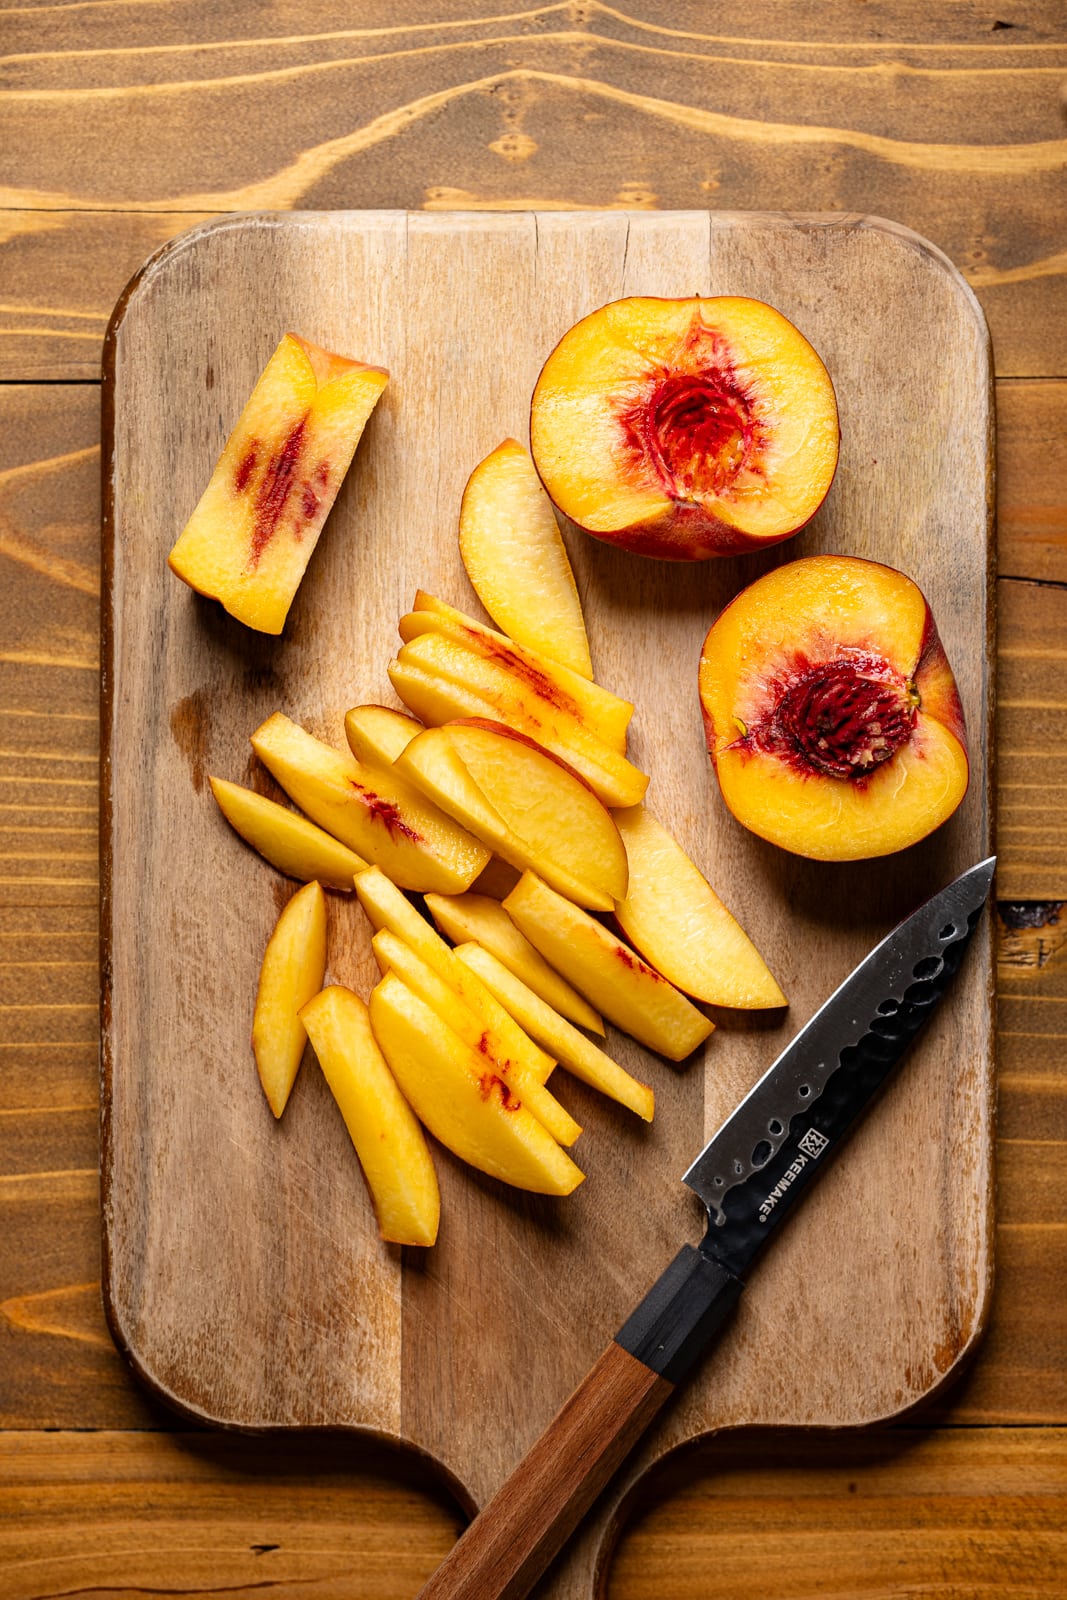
xmin=530 ymin=294 xmax=840 ymax=561
xmin=571 ymin=493 xmax=834 ymax=563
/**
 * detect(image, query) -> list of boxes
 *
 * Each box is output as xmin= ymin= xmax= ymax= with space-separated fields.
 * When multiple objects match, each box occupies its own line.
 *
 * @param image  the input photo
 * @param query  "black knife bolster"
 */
xmin=614 ymin=1245 xmax=744 ymax=1384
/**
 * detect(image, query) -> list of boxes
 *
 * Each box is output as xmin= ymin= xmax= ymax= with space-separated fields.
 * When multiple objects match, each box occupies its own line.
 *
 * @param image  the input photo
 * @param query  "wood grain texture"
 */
xmin=101 ymin=211 xmax=993 ymax=1580
xmin=996 ymin=580 xmax=1067 ymax=901
xmin=997 ymin=382 xmax=1067 ymax=583
xmin=0 ymin=1427 xmax=1062 ymax=1600
xmin=0 ymin=5 xmax=1064 ymax=380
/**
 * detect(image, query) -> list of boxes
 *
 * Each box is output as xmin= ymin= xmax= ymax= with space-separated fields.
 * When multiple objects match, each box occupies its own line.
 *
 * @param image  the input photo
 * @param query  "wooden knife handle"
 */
xmin=416 ymin=1340 xmax=673 ymax=1600
xmin=415 ymin=1245 xmax=743 ymax=1600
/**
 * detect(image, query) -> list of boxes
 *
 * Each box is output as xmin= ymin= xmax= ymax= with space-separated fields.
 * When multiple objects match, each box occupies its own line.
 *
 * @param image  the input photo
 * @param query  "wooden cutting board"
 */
xmin=101 ymin=211 xmax=994 ymax=1597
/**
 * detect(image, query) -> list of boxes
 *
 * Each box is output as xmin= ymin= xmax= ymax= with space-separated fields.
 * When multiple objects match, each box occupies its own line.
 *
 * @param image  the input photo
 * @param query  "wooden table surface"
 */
xmin=1 ymin=4 xmax=1064 ymax=1595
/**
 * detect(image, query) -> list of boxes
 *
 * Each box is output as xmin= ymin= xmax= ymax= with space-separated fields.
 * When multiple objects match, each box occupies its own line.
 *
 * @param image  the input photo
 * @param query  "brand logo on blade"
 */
xmin=798 ymin=1128 xmax=829 ymax=1159
xmin=758 ymin=1128 xmax=830 ymax=1222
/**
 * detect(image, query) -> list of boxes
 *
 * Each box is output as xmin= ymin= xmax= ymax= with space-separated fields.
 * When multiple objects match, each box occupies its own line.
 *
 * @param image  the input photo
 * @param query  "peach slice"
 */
xmin=456 ymin=943 xmax=654 ymax=1123
xmin=299 ymin=985 xmax=439 ymax=1247
xmin=370 ymin=929 xmax=581 ymax=1148
xmin=613 ymin=806 xmax=786 ymax=1009
xmin=424 ymin=891 xmax=604 ymax=1034
xmin=530 ymin=297 xmax=838 ymax=560
xmin=504 ymin=873 xmax=714 ymax=1062
xmin=168 ymin=333 xmax=388 ymax=633
xmin=396 ymin=720 xmax=627 ymax=912
xmin=343 ymin=704 xmax=423 ymax=770
xmin=250 ymin=712 xmax=489 ymax=894
xmin=401 ymin=593 xmax=630 ymax=751
xmin=698 ymin=555 xmax=970 ymax=861
xmin=459 ymin=440 xmax=594 ymax=679
xmin=251 ymin=880 xmax=327 ymax=1117
xmin=209 ymin=775 xmax=368 ymax=889
xmin=390 ymin=634 xmax=648 ymax=808
xmin=353 ymin=867 xmax=555 ymax=1086
xmin=369 ymin=974 xmax=584 ymax=1196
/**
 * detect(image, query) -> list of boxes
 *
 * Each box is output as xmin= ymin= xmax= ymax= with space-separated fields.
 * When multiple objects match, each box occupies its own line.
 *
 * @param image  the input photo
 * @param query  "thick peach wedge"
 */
xmin=251 ymin=712 xmax=489 ymax=893
xmin=369 ymin=974 xmax=584 ymax=1196
xmin=390 ymin=633 xmax=648 ymax=808
xmin=698 ymin=555 xmax=970 ymax=861
xmin=613 ymin=806 xmax=786 ymax=1009
xmin=369 ymin=929 xmax=581 ymax=1148
xmin=504 ymin=872 xmax=714 ymax=1062
xmin=401 ymin=593 xmax=631 ymax=751
xmin=299 ymin=985 xmax=440 ymax=1247
xmin=424 ymin=891 xmax=604 ymax=1034
xmin=456 ymin=943 xmax=654 ymax=1123
xmin=209 ymin=776 xmax=368 ymax=889
xmin=396 ymin=720 xmax=628 ymax=912
xmin=168 ymin=333 xmax=388 ymax=632
xmin=353 ymin=867 xmax=555 ymax=1086
xmin=530 ymin=297 xmax=838 ymax=560
xmin=343 ymin=704 xmax=423 ymax=770
xmin=251 ymin=880 xmax=327 ymax=1117
xmin=459 ymin=440 xmax=594 ymax=678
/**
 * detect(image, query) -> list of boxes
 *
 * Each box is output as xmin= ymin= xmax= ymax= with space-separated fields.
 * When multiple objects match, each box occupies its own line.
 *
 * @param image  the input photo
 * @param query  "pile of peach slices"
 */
xmin=206 ymin=442 xmax=786 ymax=1250
xmin=171 ymin=298 xmax=970 ymax=1251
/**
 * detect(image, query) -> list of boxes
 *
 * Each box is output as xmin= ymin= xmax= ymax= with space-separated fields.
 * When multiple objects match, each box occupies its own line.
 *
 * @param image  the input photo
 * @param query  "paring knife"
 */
xmin=416 ymin=857 xmax=996 ymax=1600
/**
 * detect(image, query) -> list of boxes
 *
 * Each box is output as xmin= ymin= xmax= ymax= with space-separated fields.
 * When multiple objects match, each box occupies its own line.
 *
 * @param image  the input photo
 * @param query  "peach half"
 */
xmin=698 ymin=555 xmax=970 ymax=861
xmin=530 ymin=297 xmax=838 ymax=560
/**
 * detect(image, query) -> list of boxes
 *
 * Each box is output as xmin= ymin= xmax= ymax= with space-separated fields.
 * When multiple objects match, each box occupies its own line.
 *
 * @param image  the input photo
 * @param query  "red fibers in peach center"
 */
xmin=649 ymin=374 xmax=751 ymax=497
xmin=618 ymin=325 xmax=764 ymax=503
xmin=754 ymin=657 xmax=917 ymax=779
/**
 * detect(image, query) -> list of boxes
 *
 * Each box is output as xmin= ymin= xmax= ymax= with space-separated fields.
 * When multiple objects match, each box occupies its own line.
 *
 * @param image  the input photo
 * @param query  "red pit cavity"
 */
xmin=768 ymin=659 xmax=917 ymax=779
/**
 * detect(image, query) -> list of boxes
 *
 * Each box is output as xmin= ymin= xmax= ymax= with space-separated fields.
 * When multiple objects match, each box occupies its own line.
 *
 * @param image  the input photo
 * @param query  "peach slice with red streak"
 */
xmin=168 ymin=333 xmax=388 ymax=634
xmin=530 ymin=297 xmax=838 ymax=560
xmin=250 ymin=712 xmax=489 ymax=893
xmin=503 ymin=872 xmax=714 ymax=1062
xmin=698 ymin=555 xmax=969 ymax=861
xmin=400 ymin=592 xmax=631 ymax=752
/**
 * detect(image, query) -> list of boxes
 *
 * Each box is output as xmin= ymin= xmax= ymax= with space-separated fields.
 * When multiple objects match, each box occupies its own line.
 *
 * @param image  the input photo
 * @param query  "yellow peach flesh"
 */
xmin=504 ymin=873 xmax=714 ymax=1062
xmin=424 ymin=891 xmax=604 ymax=1034
xmin=209 ymin=776 xmax=368 ymax=889
xmin=369 ymin=929 xmax=581 ymax=1148
xmin=391 ymin=633 xmax=648 ymax=808
xmin=168 ymin=333 xmax=388 ymax=633
xmin=455 ymin=943 xmax=654 ymax=1123
xmin=698 ymin=555 xmax=969 ymax=861
xmin=251 ymin=880 xmax=327 ymax=1117
xmin=353 ymin=867 xmax=556 ymax=1086
xmin=300 ymin=984 xmax=440 ymax=1247
xmin=402 ymin=592 xmax=631 ymax=751
xmin=612 ymin=806 xmax=786 ymax=1009
xmin=368 ymin=974 xmax=584 ymax=1196
xmin=250 ymin=712 xmax=489 ymax=894
xmin=459 ymin=440 xmax=594 ymax=679
xmin=531 ymin=297 xmax=838 ymax=560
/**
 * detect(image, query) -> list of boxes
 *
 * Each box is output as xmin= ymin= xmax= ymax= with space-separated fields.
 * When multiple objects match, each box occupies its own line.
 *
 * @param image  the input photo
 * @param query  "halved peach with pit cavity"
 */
xmin=530 ymin=297 xmax=838 ymax=560
xmin=698 ymin=555 xmax=969 ymax=861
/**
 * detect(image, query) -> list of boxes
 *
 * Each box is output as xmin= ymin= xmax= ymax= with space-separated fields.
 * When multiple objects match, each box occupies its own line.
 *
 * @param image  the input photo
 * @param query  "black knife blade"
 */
xmin=417 ymin=858 xmax=995 ymax=1600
